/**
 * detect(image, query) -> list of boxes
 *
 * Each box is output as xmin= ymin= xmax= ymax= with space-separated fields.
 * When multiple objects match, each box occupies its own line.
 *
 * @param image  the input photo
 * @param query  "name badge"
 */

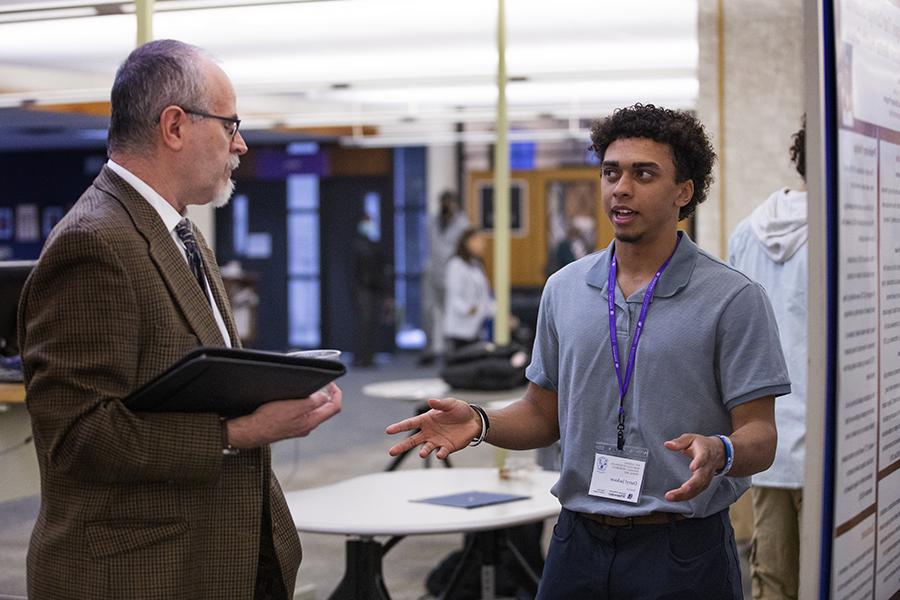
xmin=588 ymin=443 xmax=648 ymax=504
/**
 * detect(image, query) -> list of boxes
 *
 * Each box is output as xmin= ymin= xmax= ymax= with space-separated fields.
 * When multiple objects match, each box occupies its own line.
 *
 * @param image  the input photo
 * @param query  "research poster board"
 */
xmin=830 ymin=0 xmax=900 ymax=597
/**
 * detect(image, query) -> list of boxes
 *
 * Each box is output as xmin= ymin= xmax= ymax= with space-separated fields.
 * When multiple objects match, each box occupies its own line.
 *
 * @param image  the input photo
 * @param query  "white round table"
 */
xmin=361 ymin=377 xmax=450 ymax=402
xmin=285 ymin=468 xmax=560 ymax=599
xmin=362 ymin=377 xmax=527 ymax=406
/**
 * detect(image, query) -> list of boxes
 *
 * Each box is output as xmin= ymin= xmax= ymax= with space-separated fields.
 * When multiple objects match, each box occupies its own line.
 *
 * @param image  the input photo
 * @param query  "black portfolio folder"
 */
xmin=124 ymin=347 xmax=346 ymax=417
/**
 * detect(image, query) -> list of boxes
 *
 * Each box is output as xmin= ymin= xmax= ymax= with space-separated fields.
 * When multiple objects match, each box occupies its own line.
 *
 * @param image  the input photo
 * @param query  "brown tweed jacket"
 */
xmin=18 ymin=166 xmax=302 ymax=599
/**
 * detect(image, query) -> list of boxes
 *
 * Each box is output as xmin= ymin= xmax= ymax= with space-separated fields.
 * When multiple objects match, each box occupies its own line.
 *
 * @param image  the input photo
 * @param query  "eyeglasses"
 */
xmin=180 ymin=107 xmax=241 ymax=139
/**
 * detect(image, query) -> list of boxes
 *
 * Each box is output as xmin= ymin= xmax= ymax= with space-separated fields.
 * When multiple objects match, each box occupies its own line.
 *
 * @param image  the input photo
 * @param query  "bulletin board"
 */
xmin=822 ymin=0 xmax=900 ymax=597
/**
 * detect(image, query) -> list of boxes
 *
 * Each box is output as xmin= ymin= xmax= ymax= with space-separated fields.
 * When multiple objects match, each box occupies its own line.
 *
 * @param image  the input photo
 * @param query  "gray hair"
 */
xmin=107 ymin=39 xmax=213 ymax=155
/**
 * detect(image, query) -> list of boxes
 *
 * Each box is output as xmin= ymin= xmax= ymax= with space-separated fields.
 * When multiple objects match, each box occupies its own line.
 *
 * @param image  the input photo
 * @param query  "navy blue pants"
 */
xmin=536 ymin=509 xmax=743 ymax=599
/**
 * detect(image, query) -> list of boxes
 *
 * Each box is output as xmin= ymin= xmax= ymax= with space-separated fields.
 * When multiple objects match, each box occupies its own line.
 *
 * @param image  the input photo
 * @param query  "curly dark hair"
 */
xmin=790 ymin=115 xmax=806 ymax=180
xmin=589 ymin=103 xmax=716 ymax=220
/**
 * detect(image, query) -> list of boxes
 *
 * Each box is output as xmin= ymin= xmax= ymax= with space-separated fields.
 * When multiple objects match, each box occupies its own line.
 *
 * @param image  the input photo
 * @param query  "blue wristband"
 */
xmin=714 ymin=434 xmax=734 ymax=476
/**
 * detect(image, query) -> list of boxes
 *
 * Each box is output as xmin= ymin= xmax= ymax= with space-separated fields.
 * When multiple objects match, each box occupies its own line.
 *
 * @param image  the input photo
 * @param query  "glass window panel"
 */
xmin=287 ymin=174 xmax=319 ymax=211
xmin=363 ymin=192 xmax=382 ymax=241
xmin=287 ymin=213 xmax=320 ymax=277
xmin=288 ymin=278 xmax=320 ymax=348
xmin=232 ymin=194 xmax=249 ymax=255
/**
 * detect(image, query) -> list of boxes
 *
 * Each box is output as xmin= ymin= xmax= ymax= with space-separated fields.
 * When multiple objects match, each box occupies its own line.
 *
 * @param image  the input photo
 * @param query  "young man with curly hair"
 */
xmin=729 ymin=118 xmax=808 ymax=600
xmin=387 ymin=103 xmax=790 ymax=598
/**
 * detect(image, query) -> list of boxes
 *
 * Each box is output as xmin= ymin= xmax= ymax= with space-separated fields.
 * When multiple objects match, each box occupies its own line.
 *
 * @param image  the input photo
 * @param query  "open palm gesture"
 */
xmin=385 ymin=397 xmax=482 ymax=460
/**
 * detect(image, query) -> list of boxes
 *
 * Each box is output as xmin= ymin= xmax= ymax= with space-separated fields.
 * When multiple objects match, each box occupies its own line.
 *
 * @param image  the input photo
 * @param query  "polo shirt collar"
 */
xmin=585 ymin=230 xmax=697 ymax=298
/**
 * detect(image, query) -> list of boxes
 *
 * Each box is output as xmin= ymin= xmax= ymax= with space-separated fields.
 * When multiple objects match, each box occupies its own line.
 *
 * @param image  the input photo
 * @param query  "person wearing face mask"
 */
xmin=17 ymin=39 xmax=342 ymax=600
xmin=351 ymin=215 xmax=390 ymax=367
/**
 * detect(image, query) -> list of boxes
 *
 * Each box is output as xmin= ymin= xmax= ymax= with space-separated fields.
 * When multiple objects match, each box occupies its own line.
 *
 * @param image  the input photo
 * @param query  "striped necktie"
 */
xmin=175 ymin=218 xmax=210 ymax=304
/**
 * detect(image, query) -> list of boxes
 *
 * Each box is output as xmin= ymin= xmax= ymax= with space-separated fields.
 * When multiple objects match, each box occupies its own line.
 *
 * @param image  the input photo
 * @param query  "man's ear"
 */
xmin=675 ymin=179 xmax=694 ymax=208
xmin=158 ymin=105 xmax=187 ymax=151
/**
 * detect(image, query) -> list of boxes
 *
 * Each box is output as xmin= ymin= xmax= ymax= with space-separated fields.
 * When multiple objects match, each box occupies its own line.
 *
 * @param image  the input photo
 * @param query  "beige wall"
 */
xmin=696 ymin=0 xmax=806 ymax=258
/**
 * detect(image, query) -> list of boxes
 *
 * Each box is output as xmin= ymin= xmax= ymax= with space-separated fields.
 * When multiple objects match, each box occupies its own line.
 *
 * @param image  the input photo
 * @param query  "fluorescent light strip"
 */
xmin=339 ymin=128 xmax=595 ymax=148
xmin=248 ymin=96 xmax=696 ymax=129
xmin=0 ymin=6 xmax=95 ymax=22
xmin=0 ymin=0 xmax=119 ymax=12
xmin=230 ymin=67 xmax=697 ymax=97
xmin=0 ymin=0 xmax=329 ymax=15
xmin=0 ymin=88 xmax=109 ymax=108
xmin=154 ymin=0 xmax=334 ymax=11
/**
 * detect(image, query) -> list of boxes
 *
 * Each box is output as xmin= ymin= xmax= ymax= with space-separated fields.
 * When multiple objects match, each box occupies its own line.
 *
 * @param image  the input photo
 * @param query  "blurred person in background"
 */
xmin=729 ymin=118 xmax=808 ymax=600
xmin=420 ymin=190 xmax=469 ymax=364
xmin=351 ymin=214 xmax=390 ymax=367
xmin=443 ymin=227 xmax=495 ymax=354
xmin=554 ymin=225 xmax=589 ymax=273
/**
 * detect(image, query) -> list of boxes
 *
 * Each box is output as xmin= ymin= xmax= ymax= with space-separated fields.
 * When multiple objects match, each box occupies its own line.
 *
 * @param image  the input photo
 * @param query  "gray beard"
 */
xmin=212 ymin=178 xmax=235 ymax=208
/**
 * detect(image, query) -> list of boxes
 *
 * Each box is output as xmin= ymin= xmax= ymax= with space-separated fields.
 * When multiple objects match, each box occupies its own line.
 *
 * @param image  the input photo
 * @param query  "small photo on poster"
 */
xmin=0 ymin=208 xmax=12 ymax=241
xmin=42 ymin=207 xmax=65 ymax=238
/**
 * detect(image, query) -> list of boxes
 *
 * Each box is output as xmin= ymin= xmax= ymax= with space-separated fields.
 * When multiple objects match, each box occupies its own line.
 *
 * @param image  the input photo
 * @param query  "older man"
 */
xmin=18 ymin=39 xmax=341 ymax=600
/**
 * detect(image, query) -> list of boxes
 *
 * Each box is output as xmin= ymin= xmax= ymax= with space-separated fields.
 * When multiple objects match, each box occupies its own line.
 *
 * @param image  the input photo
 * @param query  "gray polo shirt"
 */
xmin=526 ymin=233 xmax=791 ymax=518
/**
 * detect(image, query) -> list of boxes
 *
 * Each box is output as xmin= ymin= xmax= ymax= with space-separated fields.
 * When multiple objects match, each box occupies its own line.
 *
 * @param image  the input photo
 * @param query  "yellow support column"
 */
xmin=492 ymin=0 xmax=510 ymax=345
xmin=135 ymin=0 xmax=154 ymax=46
xmin=493 ymin=2 xmax=511 ymax=476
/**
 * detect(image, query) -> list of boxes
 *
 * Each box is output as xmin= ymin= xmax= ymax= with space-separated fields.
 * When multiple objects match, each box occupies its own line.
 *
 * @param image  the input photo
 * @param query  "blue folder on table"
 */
xmin=412 ymin=490 xmax=529 ymax=509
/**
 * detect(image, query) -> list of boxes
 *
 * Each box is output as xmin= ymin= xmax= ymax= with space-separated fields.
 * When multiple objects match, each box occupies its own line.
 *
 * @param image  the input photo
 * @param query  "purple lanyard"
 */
xmin=608 ymin=239 xmax=679 ymax=450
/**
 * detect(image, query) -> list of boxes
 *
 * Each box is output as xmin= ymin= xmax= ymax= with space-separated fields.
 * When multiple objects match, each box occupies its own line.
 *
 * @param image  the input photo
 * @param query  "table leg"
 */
xmin=327 ymin=538 xmax=391 ymax=600
xmin=437 ymin=534 xmax=477 ymax=600
xmin=438 ymin=530 xmax=500 ymax=600
xmin=437 ymin=527 xmax=542 ymax=600
xmin=503 ymin=536 xmax=541 ymax=587
xmin=479 ymin=529 xmax=498 ymax=600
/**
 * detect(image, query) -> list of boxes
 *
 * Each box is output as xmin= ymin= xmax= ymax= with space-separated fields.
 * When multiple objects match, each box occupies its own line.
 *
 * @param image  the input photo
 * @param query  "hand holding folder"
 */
xmin=224 ymin=380 xmax=343 ymax=449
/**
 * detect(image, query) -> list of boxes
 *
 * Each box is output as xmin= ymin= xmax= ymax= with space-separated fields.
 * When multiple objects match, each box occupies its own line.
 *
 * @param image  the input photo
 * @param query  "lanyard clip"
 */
xmin=617 ymin=408 xmax=625 ymax=450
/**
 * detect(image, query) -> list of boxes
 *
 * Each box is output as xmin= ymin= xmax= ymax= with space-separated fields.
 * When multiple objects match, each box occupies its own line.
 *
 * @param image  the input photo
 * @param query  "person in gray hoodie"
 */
xmin=728 ymin=118 xmax=807 ymax=600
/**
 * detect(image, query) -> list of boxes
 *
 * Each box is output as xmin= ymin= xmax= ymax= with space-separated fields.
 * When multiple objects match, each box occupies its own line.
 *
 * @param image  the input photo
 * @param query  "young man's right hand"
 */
xmin=385 ymin=397 xmax=482 ymax=460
